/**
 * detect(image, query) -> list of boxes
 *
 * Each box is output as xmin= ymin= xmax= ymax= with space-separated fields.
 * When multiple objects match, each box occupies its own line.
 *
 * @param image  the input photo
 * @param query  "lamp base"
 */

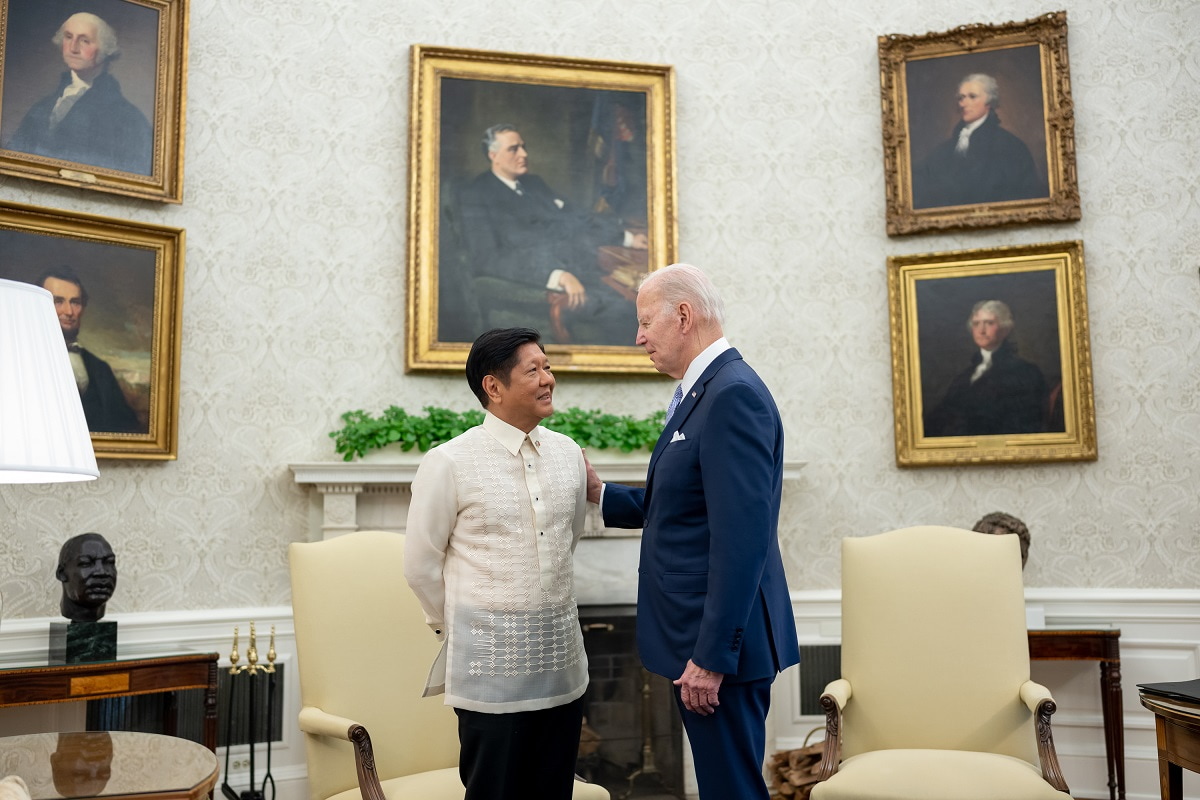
xmin=49 ymin=621 xmax=117 ymax=664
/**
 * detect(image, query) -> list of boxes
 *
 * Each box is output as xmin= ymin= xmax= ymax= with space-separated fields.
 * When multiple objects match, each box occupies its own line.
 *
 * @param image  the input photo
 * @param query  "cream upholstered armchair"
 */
xmin=289 ymin=530 xmax=609 ymax=800
xmin=811 ymin=526 xmax=1070 ymax=800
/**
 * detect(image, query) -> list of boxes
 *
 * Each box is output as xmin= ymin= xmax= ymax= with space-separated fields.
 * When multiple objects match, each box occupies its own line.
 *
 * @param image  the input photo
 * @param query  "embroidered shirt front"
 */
xmin=404 ymin=412 xmax=589 ymax=713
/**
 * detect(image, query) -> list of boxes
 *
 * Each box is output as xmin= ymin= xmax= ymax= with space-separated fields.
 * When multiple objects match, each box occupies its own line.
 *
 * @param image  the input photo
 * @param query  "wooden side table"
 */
xmin=0 ymin=652 xmax=219 ymax=752
xmin=1138 ymin=692 xmax=1200 ymax=800
xmin=0 ymin=730 xmax=218 ymax=800
xmin=1028 ymin=629 xmax=1124 ymax=800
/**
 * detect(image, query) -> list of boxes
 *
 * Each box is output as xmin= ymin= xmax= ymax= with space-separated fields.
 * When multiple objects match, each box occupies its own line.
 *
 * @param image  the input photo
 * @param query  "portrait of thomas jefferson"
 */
xmin=0 ymin=3 xmax=157 ymax=175
xmin=916 ymin=271 xmax=1064 ymax=439
xmin=924 ymin=299 xmax=1048 ymax=437
xmin=905 ymin=47 xmax=1049 ymax=210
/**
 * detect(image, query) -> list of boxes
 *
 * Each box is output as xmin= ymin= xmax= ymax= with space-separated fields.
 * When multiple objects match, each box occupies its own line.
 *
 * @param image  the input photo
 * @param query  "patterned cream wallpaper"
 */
xmin=1 ymin=0 xmax=1196 ymax=618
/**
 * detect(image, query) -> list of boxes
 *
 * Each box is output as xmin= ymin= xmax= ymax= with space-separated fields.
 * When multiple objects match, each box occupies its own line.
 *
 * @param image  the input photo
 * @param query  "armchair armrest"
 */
xmin=298 ymin=706 xmax=387 ymax=800
xmin=816 ymin=679 xmax=851 ymax=782
xmin=1018 ymin=680 xmax=1053 ymax=712
xmin=1018 ymin=681 xmax=1069 ymax=793
xmin=298 ymin=706 xmax=361 ymax=739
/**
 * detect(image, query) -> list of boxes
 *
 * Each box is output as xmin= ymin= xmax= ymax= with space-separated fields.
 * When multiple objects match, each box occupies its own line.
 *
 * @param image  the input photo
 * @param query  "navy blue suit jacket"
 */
xmin=603 ymin=349 xmax=800 ymax=683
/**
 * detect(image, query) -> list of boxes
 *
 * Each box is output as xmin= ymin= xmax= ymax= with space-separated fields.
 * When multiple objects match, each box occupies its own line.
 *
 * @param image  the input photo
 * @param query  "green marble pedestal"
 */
xmin=48 ymin=621 xmax=117 ymax=664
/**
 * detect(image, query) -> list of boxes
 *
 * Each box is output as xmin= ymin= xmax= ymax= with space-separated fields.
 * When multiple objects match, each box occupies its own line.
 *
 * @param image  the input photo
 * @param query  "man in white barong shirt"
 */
xmin=404 ymin=327 xmax=590 ymax=800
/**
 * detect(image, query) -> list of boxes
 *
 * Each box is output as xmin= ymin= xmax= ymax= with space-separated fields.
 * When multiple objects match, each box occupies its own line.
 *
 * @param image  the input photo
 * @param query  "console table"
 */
xmin=0 ymin=652 xmax=219 ymax=753
xmin=0 ymin=730 xmax=218 ymax=800
xmin=1029 ymin=628 xmax=1123 ymax=800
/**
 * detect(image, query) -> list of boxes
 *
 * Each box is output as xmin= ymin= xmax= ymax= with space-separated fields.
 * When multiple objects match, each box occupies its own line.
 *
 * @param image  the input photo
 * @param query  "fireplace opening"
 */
xmin=577 ymin=605 xmax=683 ymax=799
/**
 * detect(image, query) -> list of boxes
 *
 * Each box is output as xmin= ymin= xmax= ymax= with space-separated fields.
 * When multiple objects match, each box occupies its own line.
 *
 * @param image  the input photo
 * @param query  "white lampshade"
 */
xmin=0 ymin=278 xmax=99 ymax=483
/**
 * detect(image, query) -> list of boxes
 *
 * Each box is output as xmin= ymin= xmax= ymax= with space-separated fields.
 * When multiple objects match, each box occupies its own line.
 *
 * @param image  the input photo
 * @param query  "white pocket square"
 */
xmin=670 ymin=431 xmax=686 ymax=442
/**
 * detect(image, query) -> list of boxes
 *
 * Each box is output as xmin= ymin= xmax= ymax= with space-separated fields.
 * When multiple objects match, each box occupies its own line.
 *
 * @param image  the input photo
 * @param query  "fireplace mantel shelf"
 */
xmin=290 ymin=454 xmax=806 ymax=540
xmin=291 ymin=453 xmax=806 ymax=486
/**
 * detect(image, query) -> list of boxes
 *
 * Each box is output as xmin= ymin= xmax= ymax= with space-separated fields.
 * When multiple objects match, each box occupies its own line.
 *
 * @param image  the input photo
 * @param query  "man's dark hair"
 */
xmin=37 ymin=266 xmax=89 ymax=306
xmin=466 ymin=328 xmax=542 ymax=408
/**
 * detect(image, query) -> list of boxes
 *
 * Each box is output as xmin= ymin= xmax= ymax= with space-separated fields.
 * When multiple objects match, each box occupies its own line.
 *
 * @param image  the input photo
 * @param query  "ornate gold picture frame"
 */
xmin=888 ymin=240 xmax=1096 ymax=467
xmin=0 ymin=201 xmax=185 ymax=458
xmin=407 ymin=45 xmax=676 ymax=373
xmin=879 ymin=11 xmax=1079 ymax=235
xmin=0 ymin=0 xmax=189 ymax=202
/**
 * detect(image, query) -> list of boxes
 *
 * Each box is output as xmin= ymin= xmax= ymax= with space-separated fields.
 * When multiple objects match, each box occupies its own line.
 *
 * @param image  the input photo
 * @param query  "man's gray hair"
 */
xmin=968 ymin=299 xmax=1014 ymax=334
xmin=53 ymin=13 xmax=121 ymax=61
xmin=481 ymin=123 xmax=519 ymax=159
xmin=639 ymin=263 xmax=726 ymax=327
xmin=961 ymin=73 xmax=1000 ymax=108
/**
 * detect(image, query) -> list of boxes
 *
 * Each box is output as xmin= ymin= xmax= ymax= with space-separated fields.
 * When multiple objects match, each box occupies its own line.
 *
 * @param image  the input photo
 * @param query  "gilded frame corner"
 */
xmin=406 ymin=44 xmax=677 ymax=374
xmin=0 ymin=201 xmax=184 ymax=459
xmin=0 ymin=0 xmax=189 ymax=203
xmin=888 ymin=240 xmax=1096 ymax=467
xmin=878 ymin=11 xmax=1079 ymax=236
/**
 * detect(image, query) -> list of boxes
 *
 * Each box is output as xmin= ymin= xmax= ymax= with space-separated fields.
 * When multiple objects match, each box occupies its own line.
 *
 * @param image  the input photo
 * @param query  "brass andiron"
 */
xmin=622 ymin=667 xmax=667 ymax=798
xmin=222 ymin=623 xmax=278 ymax=800
xmin=230 ymin=622 xmax=276 ymax=675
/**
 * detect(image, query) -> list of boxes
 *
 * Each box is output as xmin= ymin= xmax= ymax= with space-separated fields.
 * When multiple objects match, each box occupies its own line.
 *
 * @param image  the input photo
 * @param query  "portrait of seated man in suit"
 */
xmin=452 ymin=123 xmax=649 ymax=346
xmin=925 ymin=299 xmax=1049 ymax=437
xmin=39 ymin=267 xmax=143 ymax=434
xmin=911 ymin=73 xmax=1046 ymax=209
xmin=4 ymin=12 xmax=152 ymax=175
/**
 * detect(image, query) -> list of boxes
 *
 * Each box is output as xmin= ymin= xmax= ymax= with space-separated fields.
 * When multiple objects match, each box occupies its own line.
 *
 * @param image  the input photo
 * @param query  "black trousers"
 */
xmin=455 ymin=695 xmax=585 ymax=800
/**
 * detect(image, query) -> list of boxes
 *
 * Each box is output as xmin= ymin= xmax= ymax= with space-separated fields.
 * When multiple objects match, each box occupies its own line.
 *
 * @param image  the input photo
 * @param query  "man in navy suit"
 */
xmin=585 ymin=263 xmax=800 ymax=799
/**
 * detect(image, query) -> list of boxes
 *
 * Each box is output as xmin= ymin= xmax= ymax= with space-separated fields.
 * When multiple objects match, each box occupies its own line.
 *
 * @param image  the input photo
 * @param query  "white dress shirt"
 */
xmin=956 ymin=112 xmax=989 ymax=154
xmin=404 ymin=411 xmax=589 ymax=713
xmin=672 ymin=337 xmax=732 ymax=406
xmin=970 ymin=348 xmax=994 ymax=383
xmin=50 ymin=71 xmax=92 ymax=128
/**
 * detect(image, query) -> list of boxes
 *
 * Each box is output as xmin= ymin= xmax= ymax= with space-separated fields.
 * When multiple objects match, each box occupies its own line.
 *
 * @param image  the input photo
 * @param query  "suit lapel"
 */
xmin=645 ymin=348 xmax=743 ymax=482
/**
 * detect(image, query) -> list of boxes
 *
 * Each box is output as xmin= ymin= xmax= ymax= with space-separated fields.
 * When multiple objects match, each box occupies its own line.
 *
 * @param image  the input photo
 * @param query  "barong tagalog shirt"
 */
xmin=404 ymin=411 xmax=589 ymax=713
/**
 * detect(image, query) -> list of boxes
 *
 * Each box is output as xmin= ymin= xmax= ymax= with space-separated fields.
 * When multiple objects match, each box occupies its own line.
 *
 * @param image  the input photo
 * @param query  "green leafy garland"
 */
xmin=330 ymin=405 xmax=666 ymax=461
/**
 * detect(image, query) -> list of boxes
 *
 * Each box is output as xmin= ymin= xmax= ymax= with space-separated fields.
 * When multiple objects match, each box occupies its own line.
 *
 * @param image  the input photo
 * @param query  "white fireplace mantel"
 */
xmin=290 ymin=453 xmax=806 ymax=542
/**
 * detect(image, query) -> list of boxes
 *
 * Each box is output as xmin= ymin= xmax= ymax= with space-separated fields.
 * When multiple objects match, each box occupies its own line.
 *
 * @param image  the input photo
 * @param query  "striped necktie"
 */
xmin=665 ymin=385 xmax=683 ymax=424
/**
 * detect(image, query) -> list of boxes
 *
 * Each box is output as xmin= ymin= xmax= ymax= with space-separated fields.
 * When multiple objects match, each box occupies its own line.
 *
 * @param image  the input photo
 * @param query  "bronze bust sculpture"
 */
xmin=972 ymin=512 xmax=1031 ymax=569
xmin=56 ymin=533 xmax=117 ymax=623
